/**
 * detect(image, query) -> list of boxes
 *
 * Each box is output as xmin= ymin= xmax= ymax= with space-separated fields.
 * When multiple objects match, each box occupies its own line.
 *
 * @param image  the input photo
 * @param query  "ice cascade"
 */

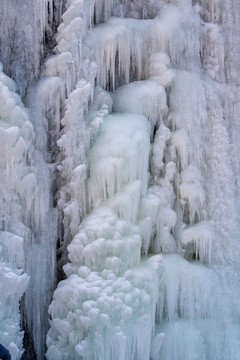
xmin=46 ymin=0 xmax=240 ymax=359
xmin=0 ymin=0 xmax=240 ymax=359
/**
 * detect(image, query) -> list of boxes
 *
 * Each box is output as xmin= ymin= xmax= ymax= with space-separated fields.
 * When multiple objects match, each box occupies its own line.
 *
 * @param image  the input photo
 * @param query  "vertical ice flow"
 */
xmin=46 ymin=0 xmax=240 ymax=359
xmin=1 ymin=0 xmax=240 ymax=359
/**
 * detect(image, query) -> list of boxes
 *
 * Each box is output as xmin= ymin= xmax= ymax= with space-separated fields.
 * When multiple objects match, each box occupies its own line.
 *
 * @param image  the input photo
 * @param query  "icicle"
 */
xmin=180 ymin=221 xmax=215 ymax=263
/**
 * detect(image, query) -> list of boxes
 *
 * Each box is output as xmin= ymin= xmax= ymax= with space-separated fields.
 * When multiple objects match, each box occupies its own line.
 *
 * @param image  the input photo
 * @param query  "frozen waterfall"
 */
xmin=0 ymin=0 xmax=240 ymax=359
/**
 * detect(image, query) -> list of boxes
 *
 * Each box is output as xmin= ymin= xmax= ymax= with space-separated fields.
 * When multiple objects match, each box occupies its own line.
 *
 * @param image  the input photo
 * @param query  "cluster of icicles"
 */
xmin=0 ymin=0 xmax=240 ymax=359
xmin=46 ymin=0 xmax=239 ymax=359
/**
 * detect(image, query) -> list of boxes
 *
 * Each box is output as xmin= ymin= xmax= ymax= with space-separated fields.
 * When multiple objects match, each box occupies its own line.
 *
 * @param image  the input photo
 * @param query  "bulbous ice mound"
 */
xmin=88 ymin=113 xmax=150 ymax=206
xmin=47 ymin=255 xmax=162 ymax=360
xmin=47 ymin=111 xmax=163 ymax=359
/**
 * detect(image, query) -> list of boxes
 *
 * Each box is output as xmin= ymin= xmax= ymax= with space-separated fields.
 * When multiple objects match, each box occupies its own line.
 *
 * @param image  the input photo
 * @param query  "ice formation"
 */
xmin=0 ymin=66 xmax=32 ymax=359
xmin=0 ymin=0 xmax=57 ymax=96
xmin=0 ymin=0 xmax=240 ymax=359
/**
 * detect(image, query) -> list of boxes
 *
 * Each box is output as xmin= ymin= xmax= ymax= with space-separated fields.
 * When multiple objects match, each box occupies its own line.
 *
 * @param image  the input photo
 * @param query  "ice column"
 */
xmin=47 ymin=111 xmax=163 ymax=359
xmin=0 ymin=65 xmax=34 ymax=359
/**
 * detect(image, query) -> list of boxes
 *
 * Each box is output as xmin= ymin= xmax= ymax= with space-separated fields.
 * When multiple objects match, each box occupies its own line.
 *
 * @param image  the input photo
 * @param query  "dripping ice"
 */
xmin=46 ymin=0 xmax=240 ymax=359
xmin=0 ymin=0 xmax=240 ymax=359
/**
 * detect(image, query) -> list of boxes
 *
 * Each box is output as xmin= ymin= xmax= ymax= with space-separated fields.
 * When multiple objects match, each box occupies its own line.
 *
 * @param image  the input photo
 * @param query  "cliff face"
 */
xmin=0 ymin=1 xmax=240 ymax=359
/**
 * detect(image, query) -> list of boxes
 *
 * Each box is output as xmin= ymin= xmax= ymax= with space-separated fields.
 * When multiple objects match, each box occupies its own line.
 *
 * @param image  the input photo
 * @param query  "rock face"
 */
xmin=0 ymin=0 xmax=240 ymax=359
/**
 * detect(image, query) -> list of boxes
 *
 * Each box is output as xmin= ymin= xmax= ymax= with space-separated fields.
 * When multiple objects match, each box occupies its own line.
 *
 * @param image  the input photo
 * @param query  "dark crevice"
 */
xmin=20 ymin=297 xmax=37 ymax=360
xmin=44 ymin=0 xmax=67 ymax=59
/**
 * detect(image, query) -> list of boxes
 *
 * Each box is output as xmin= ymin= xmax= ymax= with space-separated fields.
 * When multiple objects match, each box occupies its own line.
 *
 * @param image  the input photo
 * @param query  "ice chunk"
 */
xmin=152 ymin=122 xmax=171 ymax=178
xmin=181 ymin=221 xmax=215 ymax=263
xmin=87 ymin=17 xmax=148 ymax=89
xmin=0 ymin=232 xmax=24 ymax=269
xmin=179 ymin=165 xmax=205 ymax=224
xmin=157 ymin=255 xmax=219 ymax=322
xmin=113 ymin=80 xmax=167 ymax=133
xmin=87 ymin=113 xmax=150 ymax=206
xmin=171 ymin=129 xmax=189 ymax=170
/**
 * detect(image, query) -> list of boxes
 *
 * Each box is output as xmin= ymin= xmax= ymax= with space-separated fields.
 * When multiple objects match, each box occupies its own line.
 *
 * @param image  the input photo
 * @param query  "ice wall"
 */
xmin=0 ymin=0 xmax=50 ymax=95
xmin=0 ymin=2 xmax=63 ymax=354
xmin=0 ymin=1 xmax=67 ymax=358
xmin=0 ymin=64 xmax=34 ymax=359
xmin=46 ymin=0 xmax=240 ymax=359
xmin=0 ymin=0 xmax=67 ymax=97
xmin=1 ymin=0 xmax=240 ymax=359
xmin=0 ymin=65 xmax=35 ymax=359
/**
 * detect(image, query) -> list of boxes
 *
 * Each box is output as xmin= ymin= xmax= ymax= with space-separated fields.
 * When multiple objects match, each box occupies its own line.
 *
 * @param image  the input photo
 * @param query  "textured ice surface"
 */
xmin=0 ymin=232 xmax=29 ymax=360
xmin=47 ymin=109 xmax=161 ymax=359
xmin=0 ymin=66 xmax=32 ymax=359
xmin=1 ymin=0 xmax=240 ymax=358
xmin=47 ymin=255 xmax=162 ymax=360
xmin=113 ymin=80 xmax=167 ymax=136
xmin=0 ymin=0 xmax=55 ymax=95
xmin=0 ymin=62 xmax=58 ymax=358
xmin=45 ymin=0 xmax=240 ymax=359
xmin=87 ymin=113 xmax=150 ymax=205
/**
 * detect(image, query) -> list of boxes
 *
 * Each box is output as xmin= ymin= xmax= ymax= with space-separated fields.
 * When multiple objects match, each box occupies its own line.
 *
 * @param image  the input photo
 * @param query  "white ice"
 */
xmin=46 ymin=0 xmax=240 ymax=359
xmin=1 ymin=0 xmax=240 ymax=359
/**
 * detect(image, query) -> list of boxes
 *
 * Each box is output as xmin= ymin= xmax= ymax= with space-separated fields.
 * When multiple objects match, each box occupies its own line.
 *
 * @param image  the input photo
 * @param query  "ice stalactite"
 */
xmin=42 ymin=0 xmax=123 ymax=279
